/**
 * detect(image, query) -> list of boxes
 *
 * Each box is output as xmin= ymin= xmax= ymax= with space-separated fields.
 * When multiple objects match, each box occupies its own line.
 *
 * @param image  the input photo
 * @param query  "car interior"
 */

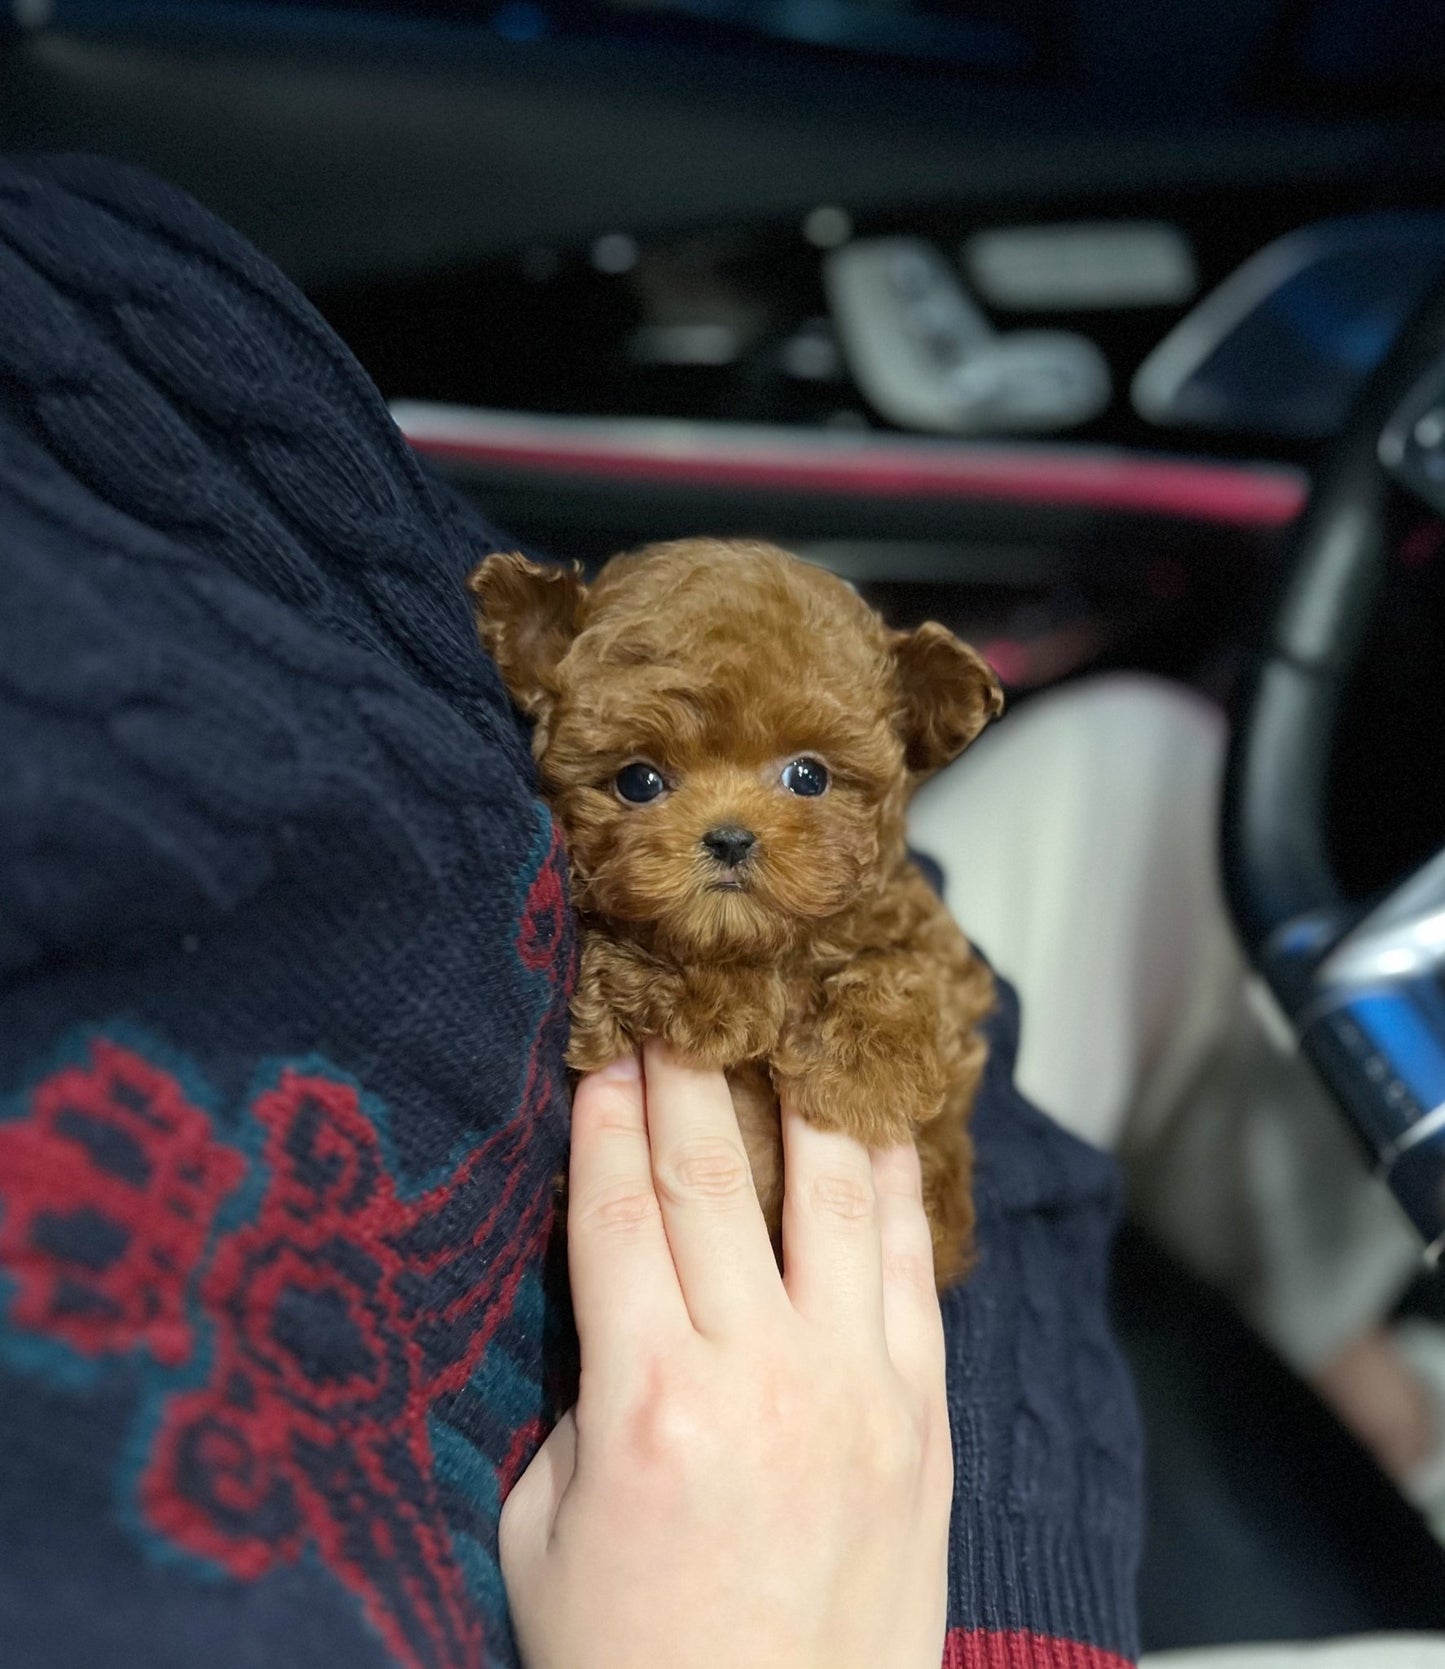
xmin=10 ymin=0 xmax=1445 ymax=1653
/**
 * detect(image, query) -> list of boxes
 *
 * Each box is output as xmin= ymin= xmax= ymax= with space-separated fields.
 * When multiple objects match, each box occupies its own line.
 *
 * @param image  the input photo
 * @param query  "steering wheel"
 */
xmin=1224 ymin=276 xmax=1445 ymax=1254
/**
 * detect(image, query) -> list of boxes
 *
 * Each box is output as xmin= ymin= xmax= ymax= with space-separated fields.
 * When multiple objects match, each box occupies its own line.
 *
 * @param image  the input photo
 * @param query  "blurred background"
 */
xmin=4 ymin=0 xmax=1445 ymax=696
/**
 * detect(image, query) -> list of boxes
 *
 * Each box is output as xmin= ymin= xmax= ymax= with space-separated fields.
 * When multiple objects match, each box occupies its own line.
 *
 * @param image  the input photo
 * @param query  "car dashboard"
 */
xmin=7 ymin=0 xmax=1445 ymax=693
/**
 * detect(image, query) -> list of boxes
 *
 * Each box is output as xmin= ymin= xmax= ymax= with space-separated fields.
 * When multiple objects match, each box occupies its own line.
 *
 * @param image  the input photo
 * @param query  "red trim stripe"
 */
xmin=395 ymin=405 xmax=1305 ymax=532
xmin=944 ymin=1629 xmax=1134 ymax=1669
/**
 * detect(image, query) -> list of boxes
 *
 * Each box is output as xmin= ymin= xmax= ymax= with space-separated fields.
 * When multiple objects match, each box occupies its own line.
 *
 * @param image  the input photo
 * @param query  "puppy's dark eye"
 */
xmin=780 ymin=757 xmax=830 ymax=797
xmin=615 ymin=762 xmax=668 ymax=804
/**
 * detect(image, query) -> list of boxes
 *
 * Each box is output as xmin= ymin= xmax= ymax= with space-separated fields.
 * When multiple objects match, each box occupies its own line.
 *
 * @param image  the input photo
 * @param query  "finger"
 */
xmin=641 ymin=1041 xmax=783 ymax=1336
xmin=780 ymin=1098 xmax=884 ymax=1347
xmin=871 ymin=1141 xmax=947 ymax=1393
xmin=567 ymin=1056 xmax=688 ymax=1371
xmin=498 ymin=1410 xmax=578 ymax=1589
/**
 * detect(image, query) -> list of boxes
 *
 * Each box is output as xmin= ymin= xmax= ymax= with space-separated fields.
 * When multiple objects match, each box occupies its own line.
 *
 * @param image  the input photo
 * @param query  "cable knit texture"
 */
xmin=0 ymin=155 xmax=1140 ymax=1668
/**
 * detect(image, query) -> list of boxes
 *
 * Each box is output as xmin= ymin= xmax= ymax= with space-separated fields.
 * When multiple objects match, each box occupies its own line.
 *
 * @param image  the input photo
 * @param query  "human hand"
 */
xmin=499 ymin=1043 xmax=953 ymax=1669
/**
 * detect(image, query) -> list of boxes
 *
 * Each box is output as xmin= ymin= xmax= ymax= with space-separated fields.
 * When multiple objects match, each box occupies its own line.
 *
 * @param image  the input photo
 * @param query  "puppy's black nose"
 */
xmin=702 ymin=825 xmax=756 ymax=867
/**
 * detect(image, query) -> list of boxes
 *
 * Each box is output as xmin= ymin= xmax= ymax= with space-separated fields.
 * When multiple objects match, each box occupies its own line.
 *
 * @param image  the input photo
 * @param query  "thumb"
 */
xmin=499 ymin=1409 xmax=578 ymax=1585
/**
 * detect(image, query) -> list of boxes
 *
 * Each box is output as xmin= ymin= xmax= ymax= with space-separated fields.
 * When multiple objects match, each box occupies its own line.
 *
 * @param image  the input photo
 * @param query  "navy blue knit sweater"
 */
xmin=0 ymin=155 xmax=1141 ymax=1669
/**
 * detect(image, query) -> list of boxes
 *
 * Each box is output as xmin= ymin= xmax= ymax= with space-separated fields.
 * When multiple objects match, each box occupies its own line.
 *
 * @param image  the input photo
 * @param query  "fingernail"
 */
xmin=595 ymin=1052 xmax=641 ymax=1081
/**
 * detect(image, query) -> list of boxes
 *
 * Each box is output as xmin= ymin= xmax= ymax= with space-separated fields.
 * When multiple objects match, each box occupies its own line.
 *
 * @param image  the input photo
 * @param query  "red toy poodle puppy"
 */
xmin=471 ymin=538 xmax=1002 ymax=1283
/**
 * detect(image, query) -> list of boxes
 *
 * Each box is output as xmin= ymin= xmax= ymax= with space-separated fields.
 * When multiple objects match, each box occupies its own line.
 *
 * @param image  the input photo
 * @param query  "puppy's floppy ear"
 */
xmin=891 ymin=621 xmax=1004 ymax=775
xmin=467 ymin=551 xmax=586 ymax=717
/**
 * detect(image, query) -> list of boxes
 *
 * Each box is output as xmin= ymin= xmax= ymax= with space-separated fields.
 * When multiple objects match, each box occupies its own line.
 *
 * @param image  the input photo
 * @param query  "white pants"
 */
xmin=910 ymin=674 xmax=1419 ymax=1372
xmin=910 ymin=677 xmax=1437 ymax=1669
xmin=1143 ymin=1643 xmax=1445 ymax=1668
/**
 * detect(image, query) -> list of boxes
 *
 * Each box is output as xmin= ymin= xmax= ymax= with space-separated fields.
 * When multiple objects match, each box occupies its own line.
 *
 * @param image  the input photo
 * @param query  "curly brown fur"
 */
xmin=469 ymin=538 xmax=1002 ymax=1286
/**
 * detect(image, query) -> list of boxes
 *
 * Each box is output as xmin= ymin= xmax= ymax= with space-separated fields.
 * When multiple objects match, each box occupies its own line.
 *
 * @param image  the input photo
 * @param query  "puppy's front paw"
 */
xmin=661 ymin=968 xmax=786 ymax=1069
xmin=772 ymin=1061 xmax=914 ymax=1146
xmin=568 ymin=930 xmax=681 ymax=1070
xmin=566 ymin=1006 xmax=635 ymax=1074
xmin=774 ymin=1024 xmax=944 ymax=1147
xmin=661 ymin=1007 xmax=773 ymax=1070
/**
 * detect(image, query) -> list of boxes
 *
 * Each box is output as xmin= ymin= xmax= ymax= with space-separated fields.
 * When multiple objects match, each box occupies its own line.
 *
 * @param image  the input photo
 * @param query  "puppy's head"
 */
xmin=470 ymin=539 xmax=1001 ymax=961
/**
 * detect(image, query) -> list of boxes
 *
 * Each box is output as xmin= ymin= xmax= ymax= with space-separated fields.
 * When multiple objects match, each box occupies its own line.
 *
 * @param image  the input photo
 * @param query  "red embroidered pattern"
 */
xmin=140 ymin=1063 xmax=553 ymax=1668
xmin=0 ymin=832 xmax=573 ymax=1669
xmin=0 ymin=1041 xmax=243 ymax=1368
